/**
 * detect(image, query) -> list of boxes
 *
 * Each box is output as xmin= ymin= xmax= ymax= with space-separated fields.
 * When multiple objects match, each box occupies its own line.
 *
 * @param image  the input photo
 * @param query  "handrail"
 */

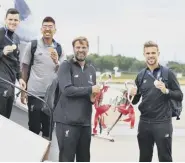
xmin=0 ymin=76 xmax=53 ymax=141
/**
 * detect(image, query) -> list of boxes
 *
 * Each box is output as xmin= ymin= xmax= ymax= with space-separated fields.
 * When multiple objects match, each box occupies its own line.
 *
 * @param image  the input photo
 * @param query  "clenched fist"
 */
xmin=49 ymin=47 xmax=59 ymax=64
xmin=3 ymin=45 xmax=14 ymax=55
xmin=90 ymin=93 xmax=97 ymax=103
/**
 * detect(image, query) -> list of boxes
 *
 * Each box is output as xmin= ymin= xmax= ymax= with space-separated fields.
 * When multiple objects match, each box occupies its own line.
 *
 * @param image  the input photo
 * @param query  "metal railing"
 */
xmin=0 ymin=76 xmax=53 ymax=141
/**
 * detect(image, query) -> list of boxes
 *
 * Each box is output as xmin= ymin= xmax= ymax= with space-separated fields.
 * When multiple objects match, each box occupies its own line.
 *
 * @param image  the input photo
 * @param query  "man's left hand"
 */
xmin=90 ymin=93 xmax=97 ymax=103
xmin=50 ymin=50 xmax=59 ymax=65
xmin=158 ymin=81 xmax=167 ymax=94
xmin=19 ymin=79 xmax=26 ymax=90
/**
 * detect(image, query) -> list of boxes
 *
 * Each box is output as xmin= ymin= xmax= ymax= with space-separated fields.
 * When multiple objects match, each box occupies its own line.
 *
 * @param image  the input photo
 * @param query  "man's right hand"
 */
xmin=21 ymin=92 xmax=28 ymax=105
xmin=92 ymin=85 xmax=101 ymax=94
xmin=130 ymin=86 xmax=138 ymax=96
xmin=3 ymin=45 xmax=14 ymax=55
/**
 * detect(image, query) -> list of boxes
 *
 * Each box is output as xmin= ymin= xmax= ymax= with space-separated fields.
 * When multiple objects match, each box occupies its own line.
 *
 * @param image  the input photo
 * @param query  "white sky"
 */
xmin=1 ymin=0 xmax=185 ymax=63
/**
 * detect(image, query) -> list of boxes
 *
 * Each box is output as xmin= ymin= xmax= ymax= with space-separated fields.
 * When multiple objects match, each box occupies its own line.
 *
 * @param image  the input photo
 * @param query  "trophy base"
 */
xmin=92 ymin=129 xmax=115 ymax=142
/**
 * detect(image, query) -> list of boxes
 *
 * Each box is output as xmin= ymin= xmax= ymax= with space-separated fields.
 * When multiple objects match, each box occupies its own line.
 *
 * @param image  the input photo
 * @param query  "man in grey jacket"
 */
xmin=21 ymin=17 xmax=63 ymax=139
xmin=54 ymin=37 xmax=100 ymax=162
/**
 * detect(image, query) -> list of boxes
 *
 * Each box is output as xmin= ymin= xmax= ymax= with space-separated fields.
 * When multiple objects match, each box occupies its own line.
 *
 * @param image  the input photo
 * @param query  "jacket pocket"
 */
xmin=65 ymin=98 xmax=87 ymax=124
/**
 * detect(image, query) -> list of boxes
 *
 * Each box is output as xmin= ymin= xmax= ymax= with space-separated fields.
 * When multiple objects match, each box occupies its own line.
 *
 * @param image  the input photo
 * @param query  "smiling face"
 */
xmin=144 ymin=46 xmax=159 ymax=66
xmin=73 ymin=37 xmax=89 ymax=62
xmin=5 ymin=13 xmax=20 ymax=32
xmin=143 ymin=41 xmax=160 ymax=67
xmin=41 ymin=21 xmax=56 ymax=39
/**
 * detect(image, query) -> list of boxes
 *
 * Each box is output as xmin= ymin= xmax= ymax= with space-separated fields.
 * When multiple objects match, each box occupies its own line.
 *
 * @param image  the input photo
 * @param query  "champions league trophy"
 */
xmin=92 ymin=74 xmax=136 ymax=142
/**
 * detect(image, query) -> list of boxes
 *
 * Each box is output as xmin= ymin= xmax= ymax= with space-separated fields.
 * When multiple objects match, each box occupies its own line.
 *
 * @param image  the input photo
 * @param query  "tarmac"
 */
xmin=10 ymin=104 xmax=185 ymax=162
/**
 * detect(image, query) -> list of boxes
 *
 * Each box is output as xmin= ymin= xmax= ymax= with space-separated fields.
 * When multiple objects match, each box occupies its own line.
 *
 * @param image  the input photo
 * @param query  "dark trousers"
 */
xmin=56 ymin=123 xmax=91 ymax=162
xmin=0 ymin=87 xmax=14 ymax=119
xmin=27 ymin=96 xmax=50 ymax=137
xmin=137 ymin=120 xmax=173 ymax=162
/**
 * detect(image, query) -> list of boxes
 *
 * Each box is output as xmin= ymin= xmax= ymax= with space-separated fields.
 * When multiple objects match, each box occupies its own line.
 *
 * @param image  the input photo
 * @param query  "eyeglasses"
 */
xmin=42 ymin=25 xmax=54 ymax=29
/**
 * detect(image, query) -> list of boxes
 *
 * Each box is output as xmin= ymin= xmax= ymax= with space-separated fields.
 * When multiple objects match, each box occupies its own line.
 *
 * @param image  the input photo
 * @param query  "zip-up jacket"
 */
xmin=53 ymin=58 xmax=96 ymax=126
xmin=132 ymin=65 xmax=183 ymax=122
xmin=0 ymin=27 xmax=21 ymax=86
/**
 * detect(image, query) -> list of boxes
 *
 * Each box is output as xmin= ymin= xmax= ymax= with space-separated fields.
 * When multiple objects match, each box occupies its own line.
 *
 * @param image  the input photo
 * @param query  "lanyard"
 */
xmin=4 ymin=27 xmax=15 ymax=44
xmin=147 ymin=69 xmax=162 ymax=81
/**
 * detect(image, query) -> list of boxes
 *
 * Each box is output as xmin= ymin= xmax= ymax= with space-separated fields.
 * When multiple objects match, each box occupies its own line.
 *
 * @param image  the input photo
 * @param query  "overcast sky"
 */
xmin=1 ymin=0 xmax=185 ymax=63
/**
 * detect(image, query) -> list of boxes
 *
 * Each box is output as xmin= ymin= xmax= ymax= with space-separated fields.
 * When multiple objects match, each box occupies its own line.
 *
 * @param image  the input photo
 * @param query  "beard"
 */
xmin=75 ymin=52 xmax=86 ymax=62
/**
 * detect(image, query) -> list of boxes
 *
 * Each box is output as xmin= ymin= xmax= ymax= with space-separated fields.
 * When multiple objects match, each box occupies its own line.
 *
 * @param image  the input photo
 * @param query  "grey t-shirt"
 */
xmin=22 ymin=39 xmax=64 ymax=97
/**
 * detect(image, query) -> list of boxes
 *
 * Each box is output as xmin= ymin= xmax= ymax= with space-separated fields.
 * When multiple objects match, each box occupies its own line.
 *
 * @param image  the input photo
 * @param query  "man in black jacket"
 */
xmin=130 ymin=41 xmax=183 ymax=162
xmin=53 ymin=37 xmax=100 ymax=162
xmin=0 ymin=8 xmax=26 ymax=119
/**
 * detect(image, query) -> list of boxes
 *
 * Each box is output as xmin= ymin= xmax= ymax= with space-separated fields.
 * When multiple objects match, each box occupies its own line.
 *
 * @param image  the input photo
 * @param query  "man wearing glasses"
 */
xmin=21 ymin=16 xmax=63 ymax=139
xmin=0 ymin=8 xmax=26 ymax=119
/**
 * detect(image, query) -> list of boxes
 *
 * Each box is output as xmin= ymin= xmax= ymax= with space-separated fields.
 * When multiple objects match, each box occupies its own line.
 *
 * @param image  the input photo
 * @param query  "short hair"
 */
xmin=42 ymin=16 xmax=55 ymax=25
xmin=72 ymin=36 xmax=89 ymax=47
xmin=6 ymin=8 xmax=19 ymax=17
xmin=144 ymin=41 xmax=159 ymax=50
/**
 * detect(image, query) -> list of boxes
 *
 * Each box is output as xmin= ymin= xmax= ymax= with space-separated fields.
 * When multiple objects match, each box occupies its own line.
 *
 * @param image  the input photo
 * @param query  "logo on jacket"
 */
xmin=30 ymin=105 xmax=34 ymax=111
xmin=3 ymin=90 xmax=8 ymax=97
xmin=65 ymin=130 xmax=69 ymax=137
xmin=90 ymin=75 xmax=92 ymax=81
xmin=143 ymin=79 xmax=147 ymax=83
xmin=88 ymin=75 xmax=94 ymax=85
